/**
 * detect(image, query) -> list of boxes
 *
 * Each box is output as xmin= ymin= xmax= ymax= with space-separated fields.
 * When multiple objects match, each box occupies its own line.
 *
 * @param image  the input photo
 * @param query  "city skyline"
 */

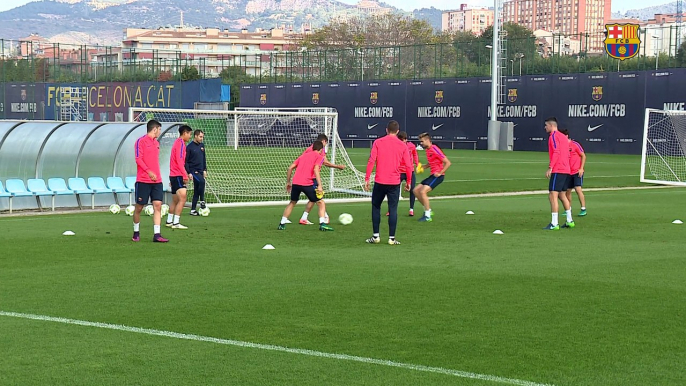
xmin=0 ymin=0 xmax=678 ymax=14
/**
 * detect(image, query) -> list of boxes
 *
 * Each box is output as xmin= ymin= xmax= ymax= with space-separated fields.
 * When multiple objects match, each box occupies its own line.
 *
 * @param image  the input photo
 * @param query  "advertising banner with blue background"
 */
xmin=241 ymin=69 xmax=686 ymax=154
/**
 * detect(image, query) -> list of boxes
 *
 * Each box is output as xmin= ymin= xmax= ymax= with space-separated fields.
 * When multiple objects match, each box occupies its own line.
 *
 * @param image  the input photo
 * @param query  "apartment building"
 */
xmin=442 ymin=4 xmax=494 ymax=35
xmin=503 ymin=0 xmax=611 ymax=52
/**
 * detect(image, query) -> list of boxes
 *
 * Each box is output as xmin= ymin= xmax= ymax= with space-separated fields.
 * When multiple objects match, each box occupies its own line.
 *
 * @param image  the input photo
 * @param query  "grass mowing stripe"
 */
xmin=0 ymin=310 xmax=554 ymax=386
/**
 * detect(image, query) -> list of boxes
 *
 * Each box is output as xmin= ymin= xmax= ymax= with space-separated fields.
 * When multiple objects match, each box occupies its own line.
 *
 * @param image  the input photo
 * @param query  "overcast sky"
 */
xmin=0 ymin=0 xmax=675 ymax=14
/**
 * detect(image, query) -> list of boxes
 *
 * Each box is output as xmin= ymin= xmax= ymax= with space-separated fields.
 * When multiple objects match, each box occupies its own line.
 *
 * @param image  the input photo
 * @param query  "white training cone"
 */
xmin=672 ymin=220 xmax=683 ymax=224
xmin=62 ymin=231 xmax=75 ymax=236
xmin=492 ymin=230 xmax=504 ymax=235
xmin=465 ymin=211 xmax=475 ymax=215
xmin=262 ymin=244 xmax=275 ymax=250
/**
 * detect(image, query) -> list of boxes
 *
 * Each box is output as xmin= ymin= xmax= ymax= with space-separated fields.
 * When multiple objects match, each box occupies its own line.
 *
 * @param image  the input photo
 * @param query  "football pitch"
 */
xmin=2 ymin=149 xmax=685 ymax=385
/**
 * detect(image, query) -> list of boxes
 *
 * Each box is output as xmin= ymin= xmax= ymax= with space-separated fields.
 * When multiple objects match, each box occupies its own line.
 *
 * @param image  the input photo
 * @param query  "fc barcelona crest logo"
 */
xmin=604 ymin=23 xmax=641 ymax=61
xmin=507 ymin=89 xmax=517 ymax=103
xmin=260 ymin=93 xmax=267 ymax=105
xmin=592 ymin=86 xmax=603 ymax=101
xmin=370 ymin=91 xmax=378 ymax=105
xmin=312 ymin=93 xmax=320 ymax=105
xmin=435 ymin=90 xmax=444 ymax=104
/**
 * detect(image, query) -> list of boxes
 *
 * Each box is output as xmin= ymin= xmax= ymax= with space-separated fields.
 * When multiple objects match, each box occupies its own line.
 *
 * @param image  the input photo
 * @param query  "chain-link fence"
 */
xmin=1 ymin=25 xmax=685 ymax=96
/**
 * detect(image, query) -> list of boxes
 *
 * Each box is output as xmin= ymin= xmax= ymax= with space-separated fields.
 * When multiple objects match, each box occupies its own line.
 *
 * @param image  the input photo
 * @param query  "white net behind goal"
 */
xmin=641 ymin=108 xmax=686 ymax=186
xmin=130 ymin=107 xmax=369 ymax=206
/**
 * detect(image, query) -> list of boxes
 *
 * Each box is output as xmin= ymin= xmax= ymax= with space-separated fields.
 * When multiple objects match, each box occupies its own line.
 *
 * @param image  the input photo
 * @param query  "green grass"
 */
xmin=1 ymin=151 xmax=684 ymax=385
xmin=202 ymin=147 xmax=643 ymax=203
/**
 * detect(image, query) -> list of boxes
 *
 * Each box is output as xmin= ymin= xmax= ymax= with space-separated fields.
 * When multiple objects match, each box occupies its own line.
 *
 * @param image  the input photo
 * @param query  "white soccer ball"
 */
xmin=338 ymin=213 xmax=353 ymax=225
xmin=198 ymin=207 xmax=211 ymax=217
xmin=109 ymin=204 xmax=121 ymax=214
xmin=125 ymin=205 xmax=135 ymax=216
xmin=161 ymin=204 xmax=169 ymax=216
xmin=144 ymin=205 xmax=154 ymax=216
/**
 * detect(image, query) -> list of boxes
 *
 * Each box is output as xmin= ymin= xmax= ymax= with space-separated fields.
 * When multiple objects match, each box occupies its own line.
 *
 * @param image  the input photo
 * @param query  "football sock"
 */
xmin=301 ymin=211 xmax=309 ymax=220
xmin=373 ymin=233 xmax=380 ymax=238
xmin=133 ymin=222 xmax=140 ymax=232
xmin=551 ymin=213 xmax=559 ymax=226
xmin=154 ymin=225 xmax=161 ymax=234
xmin=173 ymin=215 xmax=180 ymax=224
xmin=281 ymin=216 xmax=288 ymax=225
xmin=581 ymin=206 xmax=586 ymax=210
xmin=319 ymin=217 xmax=326 ymax=224
xmin=167 ymin=214 xmax=173 ymax=223
xmin=389 ymin=236 xmax=395 ymax=241
xmin=425 ymin=209 xmax=432 ymax=218
xmin=565 ymin=210 xmax=573 ymax=223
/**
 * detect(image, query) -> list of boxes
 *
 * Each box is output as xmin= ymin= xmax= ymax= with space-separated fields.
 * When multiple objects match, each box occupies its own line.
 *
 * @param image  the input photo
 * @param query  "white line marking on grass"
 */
xmin=0 ymin=310 xmax=554 ymax=386
xmin=449 ymin=175 xmax=636 ymax=183
xmin=431 ymin=185 xmax=674 ymax=201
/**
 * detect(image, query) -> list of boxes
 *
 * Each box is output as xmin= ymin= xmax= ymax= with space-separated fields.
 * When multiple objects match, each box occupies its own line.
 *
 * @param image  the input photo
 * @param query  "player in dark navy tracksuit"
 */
xmin=185 ymin=130 xmax=207 ymax=216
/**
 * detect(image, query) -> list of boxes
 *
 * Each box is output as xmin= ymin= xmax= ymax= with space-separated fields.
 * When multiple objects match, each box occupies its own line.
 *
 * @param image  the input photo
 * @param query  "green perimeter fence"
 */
xmin=1 ymin=25 xmax=685 ymax=91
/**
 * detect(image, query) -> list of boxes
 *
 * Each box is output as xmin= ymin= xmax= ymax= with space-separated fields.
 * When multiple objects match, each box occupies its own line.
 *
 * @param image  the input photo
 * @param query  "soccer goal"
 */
xmin=129 ymin=107 xmax=369 ymax=206
xmin=641 ymin=108 xmax=686 ymax=186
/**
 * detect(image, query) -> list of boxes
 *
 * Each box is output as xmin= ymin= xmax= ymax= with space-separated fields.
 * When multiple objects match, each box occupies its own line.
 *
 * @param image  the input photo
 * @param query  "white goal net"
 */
xmin=641 ymin=108 xmax=686 ymax=186
xmin=129 ymin=107 xmax=369 ymax=206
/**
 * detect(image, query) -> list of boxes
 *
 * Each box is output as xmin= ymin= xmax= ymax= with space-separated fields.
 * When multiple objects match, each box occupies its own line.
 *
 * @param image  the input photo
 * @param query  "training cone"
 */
xmin=492 ymin=230 xmax=504 ymax=235
xmin=262 ymin=244 xmax=275 ymax=250
xmin=62 ymin=231 xmax=75 ymax=236
xmin=672 ymin=220 xmax=683 ymax=224
xmin=465 ymin=211 xmax=475 ymax=215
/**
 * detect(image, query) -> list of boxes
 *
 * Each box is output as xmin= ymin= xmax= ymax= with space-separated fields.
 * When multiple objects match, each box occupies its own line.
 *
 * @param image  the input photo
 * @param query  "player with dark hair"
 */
xmin=559 ymin=128 xmax=587 ymax=217
xmin=413 ymin=132 xmax=451 ymax=222
xmin=298 ymin=133 xmax=346 ymax=225
xmin=544 ymin=117 xmax=574 ymax=230
xmin=364 ymin=120 xmax=413 ymax=245
xmin=166 ymin=125 xmax=193 ymax=229
xmin=279 ymin=140 xmax=333 ymax=231
xmin=185 ymin=129 xmax=207 ymax=216
xmin=132 ymin=119 xmax=168 ymax=242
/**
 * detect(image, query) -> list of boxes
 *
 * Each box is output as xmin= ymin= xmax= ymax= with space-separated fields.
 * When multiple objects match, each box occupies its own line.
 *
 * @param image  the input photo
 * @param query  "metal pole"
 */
xmin=490 ymin=0 xmax=499 ymax=123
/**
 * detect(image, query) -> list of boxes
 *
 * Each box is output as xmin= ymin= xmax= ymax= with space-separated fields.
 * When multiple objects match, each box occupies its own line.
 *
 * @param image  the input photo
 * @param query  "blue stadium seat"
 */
xmin=107 ymin=176 xmax=132 ymax=205
xmin=47 ymin=178 xmax=75 ymax=196
xmin=88 ymin=177 xmax=115 ymax=207
xmin=125 ymin=176 xmax=137 ymax=205
xmin=125 ymin=176 xmax=136 ymax=191
xmin=5 ymin=179 xmax=36 ymax=213
xmin=0 ymin=181 xmax=13 ymax=213
xmin=27 ymin=178 xmax=56 ymax=211
xmin=68 ymin=177 xmax=95 ymax=209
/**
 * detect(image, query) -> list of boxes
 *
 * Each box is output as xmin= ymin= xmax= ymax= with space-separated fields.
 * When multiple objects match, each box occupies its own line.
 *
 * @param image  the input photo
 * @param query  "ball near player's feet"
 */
xmin=338 ymin=213 xmax=353 ymax=225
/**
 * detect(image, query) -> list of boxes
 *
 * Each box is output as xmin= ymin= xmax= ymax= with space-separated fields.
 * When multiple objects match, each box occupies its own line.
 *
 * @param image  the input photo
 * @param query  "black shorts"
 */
xmin=312 ymin=178 xmax=318 ymax=189
xmin=290 ymin=184 xmax=320 ymax=203
xmin=420 ymin=175 xmax=444 ymax=190
xmin=170 ymin=176 xmax=187 ymax=194
xmin=569 ymin=173 xmax=583 ymax=188
xmin=400 ymin=171 xmax=416 ymax=186
xmin=135 ymin=182 xmax=164 ymax=204
xmin=549 ymin=173 xmax=570 ymax=192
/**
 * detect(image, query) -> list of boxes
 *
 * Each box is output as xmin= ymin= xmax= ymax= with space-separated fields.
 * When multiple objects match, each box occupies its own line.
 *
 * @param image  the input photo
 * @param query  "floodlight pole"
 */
xmin=490 ymin=0 xmax=499 ymax=124
xmin=487 ymin=0 xmax=501 ymax=150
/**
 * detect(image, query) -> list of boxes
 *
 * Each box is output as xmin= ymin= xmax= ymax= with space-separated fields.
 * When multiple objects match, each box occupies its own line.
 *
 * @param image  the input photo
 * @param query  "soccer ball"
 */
xmin=338 ymin=213 xmax=353 ymax=225
xmin=144 ymin=205 xmax=154 ymax=216
xmin=125 ymin=205 xmax=135 ymax=216
xmin=198 ymin=207 xmax=211 ymax=217
xmin=109 ymin=204 xmax=120 ymax=214
xmin=161 ymin=204 xmax=169 ymax=216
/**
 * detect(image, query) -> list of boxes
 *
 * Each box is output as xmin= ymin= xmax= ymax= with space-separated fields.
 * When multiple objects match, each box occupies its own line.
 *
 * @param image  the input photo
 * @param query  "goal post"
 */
xmin=129 ymin=107 xmax=370 ymax=207
xmin=641 ymin=108 xmax=686 ymax=186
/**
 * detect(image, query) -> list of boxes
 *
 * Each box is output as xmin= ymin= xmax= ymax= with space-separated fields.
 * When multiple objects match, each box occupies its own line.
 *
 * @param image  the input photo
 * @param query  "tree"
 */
xmin=677 ymin=40 xmax=686 ymax=67
xmin=479 ymin=23 xmax=537 ymax=62
xmin=219 ymin=66 xmax=253 ymax=106
xmin=301 ymin=13 xmax=437 ymax=49
xmin=175 ymin=65 xmax=201 ymax=81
